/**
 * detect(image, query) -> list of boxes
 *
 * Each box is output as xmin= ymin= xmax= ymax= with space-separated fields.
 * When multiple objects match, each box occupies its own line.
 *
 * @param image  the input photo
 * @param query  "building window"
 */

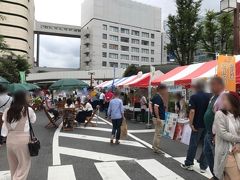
xmin=121 ymin=28 xmax=130 ymax=34
xmin=109 ymin=53 xmax=118 ymax=59
xmin=102 ymin=61 xmax=107 ymax=66
xmin=141 ymin=57 xmax=149 ymax=62
xmin=131 ymin=30 xmax=140 ymax=36
xmin=132 ymin=64 xmax=139 ymax=67
xmin=109 ymin=62 xmax=118 ymax=67
xmin=121 ymin=54 xmax=129 ymax=60
xmin=151 ymin=42 xmax=155 ymax=46
xmin=151 ymin=33 xmax=155 ymax=39
xmin=103 ymin=24 xmax=107 ymax=30
xmin=131 ymin=56 xmax=139 ymax=61
xmin=131 ymin=39 xmax=140 ymax=44
xmin=109 ymin=26 xmax=119 ymax=32
xmin=151 ymin=58 xmax=154 ymax=62
xmin=121 ymin=46 xmax=129 ymax=51
xmin=109 ymin=35 xmax=119 ymax=41
xmin=102 ymin=52 xmax=107 ymax=58
xmin=151 ymin=50 xmax=154 ymax=54
xmin=109 ymin=44 xmax=118 ymax=50
xmin=141 ymin=40 xmax=149 ymax=46
xmin=120 ymin=63 xmax=129 ymax=69
xmin=131 ymin=47 xmax=139 ymax=53
xmin=121 ymin=37 xmax=129 ymax=43
xmin=102 ymin=43 xmax=107 ymax=48
xmin=102 ymin=34 xmax=107 ymax=39
xmin=142 ymin=32 xmax=149 ymax=38
xmin=142 ymin=48 xmax=149 ymax=54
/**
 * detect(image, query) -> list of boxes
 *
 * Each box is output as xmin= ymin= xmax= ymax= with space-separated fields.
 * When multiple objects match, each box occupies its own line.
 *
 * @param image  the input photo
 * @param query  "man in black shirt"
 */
xmin=151 ymin=84 xmax=167 ymax=154
xmin=181 ymin=81 xmax=210 ymax=172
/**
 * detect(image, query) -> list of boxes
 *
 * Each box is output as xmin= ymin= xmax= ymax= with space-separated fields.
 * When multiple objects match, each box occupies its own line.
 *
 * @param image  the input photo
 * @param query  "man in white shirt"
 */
xmin=99 ymin=90 xmax=105 ymax=111
xmin=0 ymin=85 xmax=12 ymax=146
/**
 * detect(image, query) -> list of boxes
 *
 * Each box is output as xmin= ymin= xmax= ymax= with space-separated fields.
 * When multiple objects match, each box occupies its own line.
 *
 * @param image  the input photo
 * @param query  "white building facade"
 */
xmin=0 ymin=0 xmax=35 ymax=64
xmin=80 ymin=0 xmax=162 ymax=70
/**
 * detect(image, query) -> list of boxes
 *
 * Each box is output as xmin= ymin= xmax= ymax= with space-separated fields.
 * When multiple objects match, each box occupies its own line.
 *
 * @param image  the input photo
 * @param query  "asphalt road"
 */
xmin=0 ymin=111 xmax=210 ymax=180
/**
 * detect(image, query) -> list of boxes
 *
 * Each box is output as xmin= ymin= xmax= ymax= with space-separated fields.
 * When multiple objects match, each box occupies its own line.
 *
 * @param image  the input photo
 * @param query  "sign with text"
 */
xmin=217 ymin=55 xmax=236 ymax=92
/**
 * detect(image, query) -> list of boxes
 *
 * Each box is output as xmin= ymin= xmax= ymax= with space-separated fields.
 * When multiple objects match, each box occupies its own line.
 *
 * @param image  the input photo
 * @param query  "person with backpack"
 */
xmin=0 ymin=85 xmax=12 ymax=147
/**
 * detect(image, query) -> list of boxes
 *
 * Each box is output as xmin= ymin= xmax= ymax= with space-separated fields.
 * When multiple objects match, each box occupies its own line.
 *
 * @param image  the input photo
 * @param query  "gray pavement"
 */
xmin=0 ymin=111 xmax=210 ymax=180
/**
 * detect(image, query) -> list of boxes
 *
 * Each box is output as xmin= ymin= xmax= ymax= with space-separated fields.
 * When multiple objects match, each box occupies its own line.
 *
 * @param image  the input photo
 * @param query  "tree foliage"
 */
xmin=200 ymin=11 xmax=233 ymax=58
xmin=167 ymin=0 xmax=202 ymax=65
xmin=123 ymin=65 xmax=140 ymax=77
xmin=0 ymin=55 xmax=31 ymax=83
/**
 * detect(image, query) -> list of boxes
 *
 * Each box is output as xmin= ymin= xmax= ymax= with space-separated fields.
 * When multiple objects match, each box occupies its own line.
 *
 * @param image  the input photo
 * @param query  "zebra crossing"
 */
xmin=46 ymin=116 xmax=210 ymax=180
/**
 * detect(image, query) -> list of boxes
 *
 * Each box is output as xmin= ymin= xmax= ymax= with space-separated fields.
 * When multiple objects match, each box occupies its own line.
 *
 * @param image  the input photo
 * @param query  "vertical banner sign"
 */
xmin=19 ymin=71 xmax=26 ymax=84
xmin=217 ymin=55 xmax=236 ymax=92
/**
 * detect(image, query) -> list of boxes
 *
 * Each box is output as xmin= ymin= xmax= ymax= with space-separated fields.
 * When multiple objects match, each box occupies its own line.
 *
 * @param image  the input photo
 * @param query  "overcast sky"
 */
xmin=34 ymin=0 xmax=220 ymax=68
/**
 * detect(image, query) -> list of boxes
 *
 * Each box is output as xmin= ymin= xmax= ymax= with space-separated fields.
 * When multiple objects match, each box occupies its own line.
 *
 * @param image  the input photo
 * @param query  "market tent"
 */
xmin=116 ymin=75 xmax=138 ymax=87
xmin=0 ymin=76 xmax=10 ymax=85
xmin=49 ymin=79 xmax=88 ymax=90
xmin=152 ymin=59 xmax=240 ymax=86
xmin=95 ymin=80 xmax=110 ymax=88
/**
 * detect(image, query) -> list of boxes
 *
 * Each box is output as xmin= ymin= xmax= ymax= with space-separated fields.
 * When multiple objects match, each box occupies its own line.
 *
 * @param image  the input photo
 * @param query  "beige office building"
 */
xmin=0 ymin=0 xmax=35 ymax=64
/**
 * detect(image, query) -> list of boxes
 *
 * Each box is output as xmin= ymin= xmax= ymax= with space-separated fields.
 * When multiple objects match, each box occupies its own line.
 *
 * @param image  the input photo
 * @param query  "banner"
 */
xmin=19 ymin=71 xmax=26 ymax=84
xmin=217 ymin=55 xmax=236 ymax=91
xmin=163 ymin=112 xmax=178 ymax=139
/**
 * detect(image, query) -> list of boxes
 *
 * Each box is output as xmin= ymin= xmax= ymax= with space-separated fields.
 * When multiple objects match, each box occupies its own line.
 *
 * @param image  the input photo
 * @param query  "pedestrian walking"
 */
xmin=140 ymin=94 xmax=147 ymax=122
xmin=108 ymin=90 xmax=125 ymax=144
xmin=151 ymin=84 xmax=168 ymax=154
xmin=0 ymin=85 xmax=12 ymax=147
xmin=1 ymin=91 xmax=36 ymax=180
xmin=213 ymin=92 xmax=240 ymax=180
xmin=181 ymin=80 xmax=210 ymax=172
xmin=99 ymin=90 xmax=105 ymax=111
xmin=204 ymin=77 xmax=225 ymax=180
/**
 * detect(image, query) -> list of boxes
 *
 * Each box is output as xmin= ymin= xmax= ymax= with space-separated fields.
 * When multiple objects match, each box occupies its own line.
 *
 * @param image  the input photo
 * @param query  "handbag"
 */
xmin=120 ymin=118 xmax=128 ymax=139
xmin=27 ymin=108 xmax=40 ymax=157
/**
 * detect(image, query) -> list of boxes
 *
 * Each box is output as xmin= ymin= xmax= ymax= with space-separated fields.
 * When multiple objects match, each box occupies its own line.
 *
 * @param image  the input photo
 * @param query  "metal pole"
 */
xmin=234 ymin=3 xmax=240 ymax=55
xmin=36 ymin=33 xmax=40 ymax=67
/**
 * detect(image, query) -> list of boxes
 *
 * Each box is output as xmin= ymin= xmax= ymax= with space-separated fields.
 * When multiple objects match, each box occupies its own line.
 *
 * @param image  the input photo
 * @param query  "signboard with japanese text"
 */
xmin=217 ymin=55 xmax=236 ymax=92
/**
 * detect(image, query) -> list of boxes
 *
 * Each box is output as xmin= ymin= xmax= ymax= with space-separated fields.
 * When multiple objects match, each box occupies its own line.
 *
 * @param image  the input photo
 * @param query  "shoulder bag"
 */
xmin=27 ymin=108 xmax=40 ymax=157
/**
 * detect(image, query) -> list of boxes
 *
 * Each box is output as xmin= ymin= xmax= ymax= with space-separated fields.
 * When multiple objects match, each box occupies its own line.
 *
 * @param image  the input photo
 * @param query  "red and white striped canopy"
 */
xmin=152 ymin=59 xmax=240 ymax=86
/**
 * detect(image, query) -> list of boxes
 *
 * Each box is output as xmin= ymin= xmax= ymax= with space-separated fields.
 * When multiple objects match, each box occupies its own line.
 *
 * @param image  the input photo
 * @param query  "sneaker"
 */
xmin=110 ymin=139 xmax=114 ymax=144
xmin=115 ymin=140 xmax=120 ymax=145
xmin=181 ymin=164 xmax=194 ymax=171
xmin=200 ymin=169 xmax=207 ymax=173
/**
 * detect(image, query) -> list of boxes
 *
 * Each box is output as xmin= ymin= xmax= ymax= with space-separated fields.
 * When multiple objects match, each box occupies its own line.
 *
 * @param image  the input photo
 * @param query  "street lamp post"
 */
xmin=88 ymin=72 xmax=95 ymax=87
xmin=220 ymin=0 xmax=240 ymax=55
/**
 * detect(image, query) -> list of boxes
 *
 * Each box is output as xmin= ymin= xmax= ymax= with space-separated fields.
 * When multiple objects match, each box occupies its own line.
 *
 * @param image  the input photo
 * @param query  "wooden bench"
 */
xmin=43 ymin=107 xmax=59 ymax=128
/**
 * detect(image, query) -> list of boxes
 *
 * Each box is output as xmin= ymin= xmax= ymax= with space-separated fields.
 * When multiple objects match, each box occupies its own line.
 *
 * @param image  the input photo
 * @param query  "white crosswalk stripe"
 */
xmin=48 ymin=165 xmax=76 ymax=180
xmin=173 ymin=157 xmax=212 ymax=179
xmin=0 ymin=171 xmax=10 ymax=180
xmin=136 ymin=159 xmax=184 ymax=180
xmin=59 ymin=132 xmax=146 ymax=148
xmin=95 ymin=162 xmax=131 ymax=180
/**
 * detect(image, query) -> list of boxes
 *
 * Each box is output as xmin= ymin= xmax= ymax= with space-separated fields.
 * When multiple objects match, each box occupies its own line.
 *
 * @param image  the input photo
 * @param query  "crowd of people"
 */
xmin=0 ymin=75 xmax=240 ymax=180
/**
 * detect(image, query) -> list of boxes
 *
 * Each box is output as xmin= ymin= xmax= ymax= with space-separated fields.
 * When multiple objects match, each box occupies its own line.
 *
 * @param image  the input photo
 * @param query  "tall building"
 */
xmin=80 ymin=0 xmax=162 ymax=70
xmin=0 ymin=0 xmax=35 ymax=64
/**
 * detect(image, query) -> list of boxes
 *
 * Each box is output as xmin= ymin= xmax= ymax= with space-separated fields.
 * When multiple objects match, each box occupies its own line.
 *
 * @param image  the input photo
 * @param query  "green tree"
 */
xmin=167 ymin=0 xmax=202 ymax=65
xmin=0 ymin=55 xmax=31 ymax=83
xmin=218 ymin=12 xmax=233 ymax=54
xmin=123 ymin=65 xmax=140 ymax=77
xmin=200 ymin=11 xmax=219 ymax=59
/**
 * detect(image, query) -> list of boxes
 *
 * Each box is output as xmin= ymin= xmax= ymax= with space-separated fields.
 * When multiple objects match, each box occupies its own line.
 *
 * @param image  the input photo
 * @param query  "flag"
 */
xmin=19 ymin=71 xmax=26 ymax=84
